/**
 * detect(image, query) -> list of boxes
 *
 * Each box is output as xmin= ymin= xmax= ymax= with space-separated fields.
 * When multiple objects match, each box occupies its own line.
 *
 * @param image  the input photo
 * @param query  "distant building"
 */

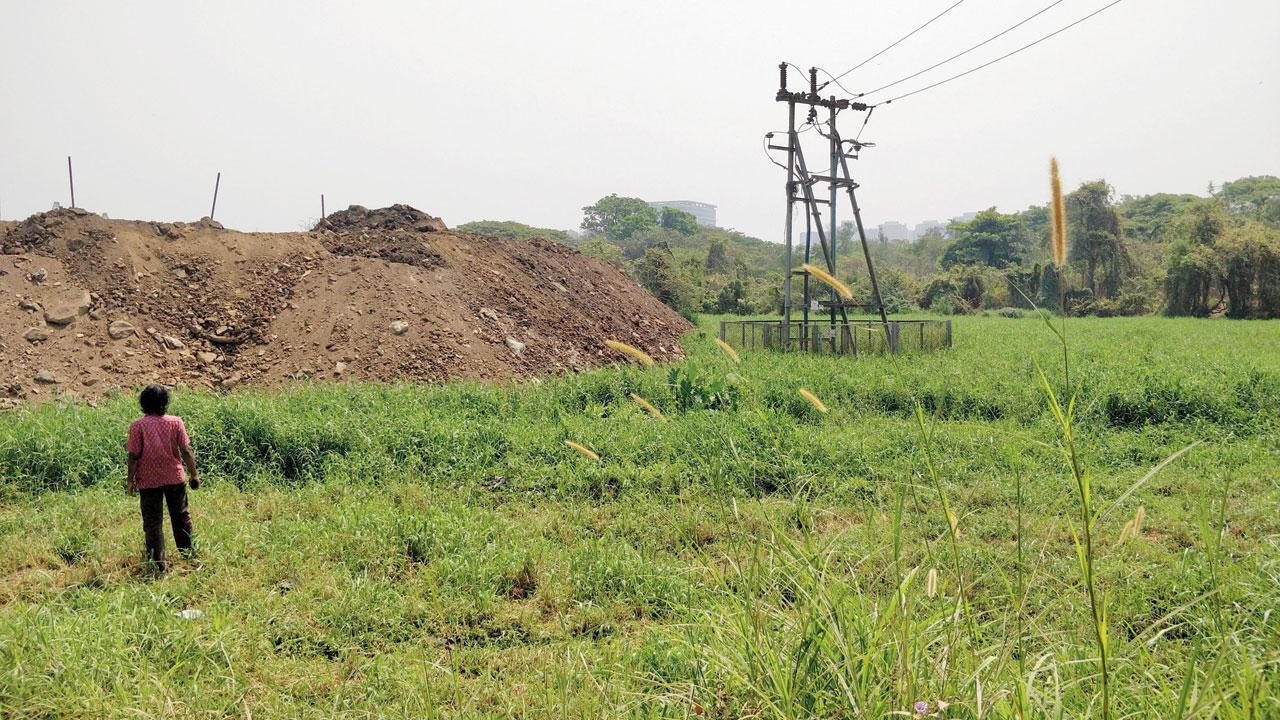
xmin=949 ymin=211 xmax=978 ymax=226
xmin=911 ymin=220 xmax=945 ymax=241
xmin=877 ymin=221 xmax=910 ymax=243
xmin=649 ymin=200 xmax=716 ymax=228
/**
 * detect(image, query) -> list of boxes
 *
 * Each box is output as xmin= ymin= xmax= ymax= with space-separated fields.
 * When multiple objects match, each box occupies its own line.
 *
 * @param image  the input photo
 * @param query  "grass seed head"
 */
xmin=798 ymin=388 xmax=828 ymax=413
xmin=926 ymin=567 xmax=938 ymax=598
xmin=563 ymin=440 xmax=600 ymax=462
xmin=714 ymin=338 xmax=741 ymax=364
xmin=800 ymin=263 xmax=853 ymax=300
xmin=629 ymin=393 xmax=667 ymax=422
xmin=1050 ymin=157 xmax=1067 ymax=268
xmin=604 ymin=340 xmax=656 ymax=367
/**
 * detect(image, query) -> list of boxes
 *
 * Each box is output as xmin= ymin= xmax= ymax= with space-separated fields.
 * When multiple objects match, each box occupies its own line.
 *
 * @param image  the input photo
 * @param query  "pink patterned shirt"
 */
xmin=127 ymin=415 xmax=191 ymax=489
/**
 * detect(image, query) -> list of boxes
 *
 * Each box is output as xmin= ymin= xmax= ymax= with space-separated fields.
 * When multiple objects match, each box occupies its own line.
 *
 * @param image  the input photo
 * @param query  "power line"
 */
xmin=875 ymin=0 xmax=1127 ymax=105
xmin=822 ymin=0 xmax=971 ymax=88
xmin=857 ymin=0 xmax=1069 ymax=100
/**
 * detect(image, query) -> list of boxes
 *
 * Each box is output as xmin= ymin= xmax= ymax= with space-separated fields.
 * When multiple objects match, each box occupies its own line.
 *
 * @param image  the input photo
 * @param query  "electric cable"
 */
xmin=856 ymin=0 xmax=1069 ymax=99
xmin=821 ymin=0 xmax=971 ymax=88
xmin=873 ymin=0 xmax=1127 ymax=105
xmin=762 ymin=121 xmax=821 ymax=171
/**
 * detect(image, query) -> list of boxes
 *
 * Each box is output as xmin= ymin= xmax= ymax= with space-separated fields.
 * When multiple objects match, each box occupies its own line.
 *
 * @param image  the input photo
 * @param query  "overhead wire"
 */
xmin=822 ymin=0 xmax=971 ymax=88
xmin=855 ymin=0 xmax=1069 ymax=100
xmin=762 ymin=120 xmax=821 ymax=171
xmin=873 ymin=0 xmax=1128 ymax=105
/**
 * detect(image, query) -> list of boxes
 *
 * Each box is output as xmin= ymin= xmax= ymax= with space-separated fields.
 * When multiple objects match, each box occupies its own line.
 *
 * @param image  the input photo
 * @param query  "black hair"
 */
xmin=139 ymin=385 xmax=170 ymax=416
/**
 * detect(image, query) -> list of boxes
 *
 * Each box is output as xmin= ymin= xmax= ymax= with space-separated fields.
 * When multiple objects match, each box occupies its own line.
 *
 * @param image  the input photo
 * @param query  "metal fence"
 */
xmin=719 ymin=319 xmax=951 ymax=356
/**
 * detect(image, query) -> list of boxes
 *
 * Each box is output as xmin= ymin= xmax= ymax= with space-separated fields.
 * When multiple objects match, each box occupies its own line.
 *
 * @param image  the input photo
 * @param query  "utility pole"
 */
xmin=779 ymin=63 xmax=796 ymax=350
xmin=771 ymin=62 xmax=890 ymax=349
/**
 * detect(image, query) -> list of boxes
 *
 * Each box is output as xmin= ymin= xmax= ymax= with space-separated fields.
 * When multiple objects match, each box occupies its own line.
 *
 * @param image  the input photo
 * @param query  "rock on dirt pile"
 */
xmin=0 ymin=206 xmax=691 ymax=406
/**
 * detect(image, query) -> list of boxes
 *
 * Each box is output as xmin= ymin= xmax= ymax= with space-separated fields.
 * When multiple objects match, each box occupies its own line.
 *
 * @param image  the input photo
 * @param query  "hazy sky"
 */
xmin=2 ymin=1 xmax=1276 ymax=240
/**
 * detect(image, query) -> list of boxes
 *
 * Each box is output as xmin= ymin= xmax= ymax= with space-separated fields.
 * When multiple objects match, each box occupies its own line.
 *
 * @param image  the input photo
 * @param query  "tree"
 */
xmin=1217 ymin=176 xmax=1280 ymax=225
xmin=906 ymin=228 xmax=949 ymax=274
xmin=635 ymin=247 xmax=699 ymax=318
xmin=1163 ymin=199 xmax=1226 ymax=316
xmin=580 ymin=195 xmax=658 ymax=240
xmin=836 ymin=221 xmax=856 ymax=255
xmin=714 ymin=278 xmax=747 ymax=314
xmin=704 ymin=237 xmax=732 ymax=273
xmin=1116 ymin=193 xmax=1201 ymax=242
xmin=659 ymin=207 xmax=699 ymax=235
xmin=1067 ymin=181 xmax=1130 ymax=299
xmin=940 ymin=208 xmax=1026 ymax=269
xmin=918 ymin=265 xmax=990 ymax=313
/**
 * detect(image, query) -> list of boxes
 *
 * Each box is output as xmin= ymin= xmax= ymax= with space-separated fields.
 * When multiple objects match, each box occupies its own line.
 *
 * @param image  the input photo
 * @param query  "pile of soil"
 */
xmin=0 ymin=206 xmax=691 ymax=407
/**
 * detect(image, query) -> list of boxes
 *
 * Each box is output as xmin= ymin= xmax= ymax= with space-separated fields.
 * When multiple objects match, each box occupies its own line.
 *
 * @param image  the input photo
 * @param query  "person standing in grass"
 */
xmin=126 ymin=385 xmax=200 ymax=571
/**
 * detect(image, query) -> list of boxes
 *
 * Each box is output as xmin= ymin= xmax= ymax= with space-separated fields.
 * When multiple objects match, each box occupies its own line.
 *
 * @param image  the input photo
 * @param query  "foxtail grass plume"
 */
xmin=563 ymin=440 xmax=600 ymax=462
xmin=604 ymin=339 xmax=655 ymax=367
xmin=926 ymin=567 xmax=938 ymax=598
xmin=1050 ymin=157 xmax=1067 ymax=268
xmin=714 ymin=338 xmax=741 ymax=364
xmin=629 ymin=393 xmax=667 ymax=422
xmin=1118 ymin=505 xmax=1146 ymax=544
xmin=798 ymin=388 xmax=828 ymax=413
xmin=799 ymin=263 xmax=853 ymax=300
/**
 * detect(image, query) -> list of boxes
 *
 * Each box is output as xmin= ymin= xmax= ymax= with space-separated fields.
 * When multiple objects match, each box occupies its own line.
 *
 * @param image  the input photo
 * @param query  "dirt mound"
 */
xmin=1 ymin=206 xmax=690 ymax=406
xmin=318 ymin=204 xmax=448 ymax=269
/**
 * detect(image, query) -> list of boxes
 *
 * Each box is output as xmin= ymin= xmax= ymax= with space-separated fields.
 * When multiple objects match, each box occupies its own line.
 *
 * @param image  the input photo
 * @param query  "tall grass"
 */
xmin=0 ymin=315 xmax=1277 ymax=717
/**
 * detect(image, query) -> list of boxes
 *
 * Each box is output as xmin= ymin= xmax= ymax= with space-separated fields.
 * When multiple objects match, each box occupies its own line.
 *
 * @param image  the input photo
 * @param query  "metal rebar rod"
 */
xmin=210 ymin=172 xmax=221 ymax=220
xmin=67 ymin=156 xmax=75 ymax=209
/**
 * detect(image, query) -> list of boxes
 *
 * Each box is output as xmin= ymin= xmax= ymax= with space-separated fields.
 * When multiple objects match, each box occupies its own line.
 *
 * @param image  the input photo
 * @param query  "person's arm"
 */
xmin=180 ymin=444 xmax=200 ymax=489
xmin=175 ymin=418 xmax=199 ymax=489
xmin=126 ymin=452 xmax=140 ymax=495
xmin=126 ymin=424 xmax=141 ymax=495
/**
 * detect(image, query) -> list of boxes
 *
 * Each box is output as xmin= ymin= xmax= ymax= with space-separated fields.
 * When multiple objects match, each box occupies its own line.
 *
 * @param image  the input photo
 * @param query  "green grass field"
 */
xmin=1 ymin=315 xmax=1277 ymax=719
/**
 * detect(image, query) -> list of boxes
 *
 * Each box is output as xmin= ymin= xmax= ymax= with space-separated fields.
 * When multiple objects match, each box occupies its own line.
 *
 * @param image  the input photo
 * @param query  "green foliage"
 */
xmin=917 ymin=265 xmax=995 ymax=313
xmin=941 ymin=208 xmax=1026 ymax=268
xmin=1068 ymin=181 xmax=1131 ymax=299
xmin=1162 ymin=199 xmax=1280 ymax=319
xmin=665 ymin=365 xmax=739 ymax=412
xmin=578 ymin=236 xmax=626 ymax=268
xmin=455 ymin=220 xmax=575 ymax=246
xmin=580 ymin=194 xmax=657 ymax=240
xmin=658 ymin=207 xmax=699 ymax=235
xmin=1116 ymin=192 xmax=1201 ymax=242
xmin=703 ymin=237 xmax=731 ymax=273
xmin=1217 ymin=175 xmax=1280 ymax=225
xmin=634 ymin=247 xmax=700 ymax=319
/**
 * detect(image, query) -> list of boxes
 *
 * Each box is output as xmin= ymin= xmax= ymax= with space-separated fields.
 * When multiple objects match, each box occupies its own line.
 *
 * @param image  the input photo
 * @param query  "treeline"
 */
xmin=462 ymin=176 xmax=1280 ymax=319
xmin=894 ymin=175 xmax=1280 ymax=319
xmin=465 ymin=196 xmax=787 ymax=320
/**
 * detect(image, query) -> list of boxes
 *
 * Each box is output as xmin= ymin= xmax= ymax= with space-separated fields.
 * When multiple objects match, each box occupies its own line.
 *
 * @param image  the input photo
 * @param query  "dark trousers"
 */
xmin=139 ymin=483 xmax=193 ymax=569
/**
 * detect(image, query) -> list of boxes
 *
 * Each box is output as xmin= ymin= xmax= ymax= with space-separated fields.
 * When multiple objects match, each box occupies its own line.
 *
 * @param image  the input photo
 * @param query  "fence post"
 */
xmin=719 ymin=320 xmax=726 ymax=342
xmin=889 ymin=322 xmax=900 ymax=354
xmin=946 ymin=320 xmax=953 ymax=348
